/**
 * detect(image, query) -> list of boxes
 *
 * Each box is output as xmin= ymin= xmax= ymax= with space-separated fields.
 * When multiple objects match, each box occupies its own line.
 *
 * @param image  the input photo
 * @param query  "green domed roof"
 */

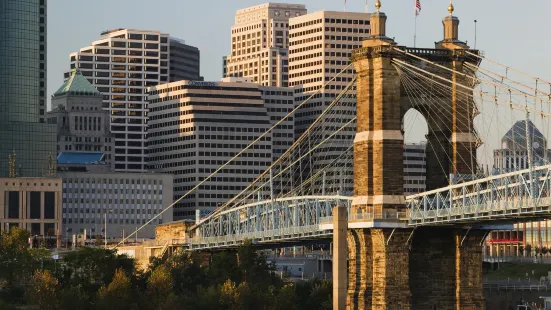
xmin=53 ymin=69 xmax=101 ymax=97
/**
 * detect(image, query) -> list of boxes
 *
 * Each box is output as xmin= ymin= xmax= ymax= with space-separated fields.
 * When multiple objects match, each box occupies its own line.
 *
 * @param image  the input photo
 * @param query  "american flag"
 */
xmin=415 ymin=0 xmax=422 ymax=16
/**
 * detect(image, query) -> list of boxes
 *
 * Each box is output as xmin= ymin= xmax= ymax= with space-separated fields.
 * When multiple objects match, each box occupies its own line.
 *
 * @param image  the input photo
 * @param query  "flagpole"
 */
xmin=414 ymin=14 xmax=417 ymax=48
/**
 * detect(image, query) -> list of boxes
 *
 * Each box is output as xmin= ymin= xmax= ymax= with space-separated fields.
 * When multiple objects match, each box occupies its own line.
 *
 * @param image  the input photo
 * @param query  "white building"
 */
xmin=67 ymin=29 xmax=201 ymax=173
xmin=147 ymin=79 xmax=294 ymax=219
xmin=59 ymin=172 xmax=173 ymax=239
xmin=289 ymin=11 xmax=371 ymax=195
xmin=403 ymin=143 xmax=427 ymax=195
xmin=224 ymin=3 xmax=307 ymax=87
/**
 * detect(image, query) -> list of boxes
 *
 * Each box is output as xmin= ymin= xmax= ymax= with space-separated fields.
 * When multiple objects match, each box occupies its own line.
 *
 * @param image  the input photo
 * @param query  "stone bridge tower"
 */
xmin=344 ymin=1 xmax=486 ymax=309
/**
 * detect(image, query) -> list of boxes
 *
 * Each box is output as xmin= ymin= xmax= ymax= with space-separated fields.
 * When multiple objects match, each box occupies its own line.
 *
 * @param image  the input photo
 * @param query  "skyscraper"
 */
xmin=0 ymin=0 xmax=56 ymax=177
xmin=147 ymin=79 xmax=274 ymax=219
xmin=67 ymin=29 xmax=201 ymax=172
xmin=289 ymin=11 xmax=371 ymax=194
xmin=224 ymin=3 xmax=307 ymax=87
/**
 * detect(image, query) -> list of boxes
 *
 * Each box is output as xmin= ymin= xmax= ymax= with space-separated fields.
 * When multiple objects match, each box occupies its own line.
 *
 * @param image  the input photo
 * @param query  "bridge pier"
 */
xmin=346 ymin=227 xmax=486 ymax=310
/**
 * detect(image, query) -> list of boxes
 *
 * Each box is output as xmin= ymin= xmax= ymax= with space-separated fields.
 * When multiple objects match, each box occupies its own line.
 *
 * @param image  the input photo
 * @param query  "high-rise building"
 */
xmin=169 ymin=38 xmax=203 ymax=82
xmin=47 ymin=70 xmax=115 ymax=172
xmin=224 ymin=3 xmax=307 ymax=87
xmin=67 ymin=29 xmax=201 ymax=172
xmin=403 ymin=143 xmax=427 ymax=196
xmin=0 ymin=0 xmax=56 ymax=177
xmin=259 ymin=85 xmax=295 ymax=195
xmin=147 ymin=79 xmax=293 ymax=220
xmin=493 ymin=120 xmax=549 ymax=173
xmin=289 ymin=11 xmax=371 ymax=194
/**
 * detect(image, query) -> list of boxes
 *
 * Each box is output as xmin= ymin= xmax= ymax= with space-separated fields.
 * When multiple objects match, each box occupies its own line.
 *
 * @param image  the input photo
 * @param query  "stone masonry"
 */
xmin=342 ymin=2 xmax=485 ymax=309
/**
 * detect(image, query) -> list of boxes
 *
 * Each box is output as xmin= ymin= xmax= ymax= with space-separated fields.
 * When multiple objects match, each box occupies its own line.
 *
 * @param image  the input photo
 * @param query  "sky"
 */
xmin=47 ymin=0 xmax=551 ymax=163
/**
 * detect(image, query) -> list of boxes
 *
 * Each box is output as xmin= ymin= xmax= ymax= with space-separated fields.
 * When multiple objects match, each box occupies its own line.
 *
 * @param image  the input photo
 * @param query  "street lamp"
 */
xmin=104 ymin=210 xmax=113 ymax=247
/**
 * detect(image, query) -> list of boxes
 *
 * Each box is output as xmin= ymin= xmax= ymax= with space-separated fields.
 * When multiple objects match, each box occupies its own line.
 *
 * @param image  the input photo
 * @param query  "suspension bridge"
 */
xmin=116 ymin=1 xmax=551 ymax=309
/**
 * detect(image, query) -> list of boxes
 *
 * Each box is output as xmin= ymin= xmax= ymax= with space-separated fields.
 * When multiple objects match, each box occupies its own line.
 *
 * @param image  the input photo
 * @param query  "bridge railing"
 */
xmin=407 ymin=164 xmax=551 ymax=225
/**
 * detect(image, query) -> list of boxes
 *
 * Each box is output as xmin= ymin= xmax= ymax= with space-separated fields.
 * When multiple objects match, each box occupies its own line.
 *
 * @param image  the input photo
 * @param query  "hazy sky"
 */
xmin=47 ymin=0 xmax=551 ymax=162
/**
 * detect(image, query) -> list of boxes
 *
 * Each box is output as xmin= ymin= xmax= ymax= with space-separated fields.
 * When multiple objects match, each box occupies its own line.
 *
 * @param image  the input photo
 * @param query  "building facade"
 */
xmin=169 ymin=39 xmax=202 ymax=81
xmin=486 ymin=120 xmax=551 ymax=258
xmin=67 ymin=29 xmax=201 ymax=172
xmin=0 ymin=177 xmax=62 ymax=246
xmin=148 ymin=79 xmax=290 ymax=219
xmin=224 ymin=3 xmax=307 ymax=87
xmin=493 ymin=120 xmax=549 ymax=173
xmin=259 ymin=85 xmax=295 ymax=195
xmin=59 ymin=172 xmax=173 ymax=239
xmin=47 ymin=70 xmax=115 ymax=171
xmin=289 ymin=11 xmax=371 ymax=195
xmin=403 ymin=143 xmax=427 ymax=196
xmin=0 ymin=0 xmax=57 ymax=177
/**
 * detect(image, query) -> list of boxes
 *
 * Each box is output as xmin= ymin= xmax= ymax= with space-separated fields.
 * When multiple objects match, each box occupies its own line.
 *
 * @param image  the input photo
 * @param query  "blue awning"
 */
xmin=57 ymin=152 xmax=105 ymax=164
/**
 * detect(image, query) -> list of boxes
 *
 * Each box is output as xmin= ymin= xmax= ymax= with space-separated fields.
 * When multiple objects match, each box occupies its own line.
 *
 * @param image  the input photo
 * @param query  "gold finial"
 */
xmin=448 ymin=0 xmax=454 ymax=16
xmin=8 ymin=150 xmax=16 ymax=178
xmin=48 ymin=152 xmax=54 ymax=176
xmin=375 ymin=0 xmax=381 ymax=12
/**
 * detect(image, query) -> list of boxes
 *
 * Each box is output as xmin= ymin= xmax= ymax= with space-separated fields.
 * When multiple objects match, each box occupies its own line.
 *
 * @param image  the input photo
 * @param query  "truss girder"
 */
xmin=407 ymin=164 xmax=551 ymax=226
xmin=189 ymin=195 xmax=351 ymax=250
xmin=189 ymin=165 xmax=551 ymax=250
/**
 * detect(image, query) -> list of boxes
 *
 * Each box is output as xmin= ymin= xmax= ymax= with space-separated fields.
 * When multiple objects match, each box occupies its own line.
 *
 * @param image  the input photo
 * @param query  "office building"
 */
xmin=148 ymin=79 xmax=283 ymax=219
xmin=67 ymin=29 xmax=201 ymax=172
xmin=1 ymin=177 xmax=62 ymax=247
xmin=224 ymin=3 xmax=307 ymax=87
xmin=59 ymin=172 xmax=173 ymax=239
xmin=403 ymin=143 xmax=427 ymax=196
xmin=486 ymin=120 xmax=551 ymax=258
xmin=169 ymin=39 xmax=203 ymax=81
xmin=289 ymin=11 xmax=371 ymax=194
xmin=259 ymin=85 xmax=295 ymax=195
xmin=493 ymin=120 xmax=549 ymax=173
xmin=47 ymin=70 xmax=115 ymax=171
xmin=0 ymin=0 xmax=57 ymax=177
xmin=259 ymin=86 xmax=295 ymax=161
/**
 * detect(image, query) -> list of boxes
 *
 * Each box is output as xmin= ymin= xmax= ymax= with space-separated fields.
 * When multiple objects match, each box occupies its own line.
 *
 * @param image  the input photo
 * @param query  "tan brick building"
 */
xmin=0 ymin=177 xmax=62 ymax=242
xmin=224 ymin=3 xmax=307 ymax=87
xmin=289 ymin=11 xmax=371 ymax=195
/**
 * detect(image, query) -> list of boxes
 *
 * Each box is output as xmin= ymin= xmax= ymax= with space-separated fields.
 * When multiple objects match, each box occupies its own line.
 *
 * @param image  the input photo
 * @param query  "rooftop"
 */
xmin=57 ymin=152 xmax=105 ymax=165
xmin=53 ymin=70 xmax=101 ymax=98
xmin=503 ymin=120 xmax=546 ymax=142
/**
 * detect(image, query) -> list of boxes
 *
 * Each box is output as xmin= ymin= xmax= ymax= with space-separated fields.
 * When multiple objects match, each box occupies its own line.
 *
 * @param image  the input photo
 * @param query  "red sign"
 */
xmin=488 ymin=238 xmax=521 ymax=243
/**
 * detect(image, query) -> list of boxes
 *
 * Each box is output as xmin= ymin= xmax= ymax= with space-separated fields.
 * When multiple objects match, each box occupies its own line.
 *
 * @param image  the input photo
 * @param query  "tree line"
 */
xmin=0 ymin=228 xmax=332 ymax=310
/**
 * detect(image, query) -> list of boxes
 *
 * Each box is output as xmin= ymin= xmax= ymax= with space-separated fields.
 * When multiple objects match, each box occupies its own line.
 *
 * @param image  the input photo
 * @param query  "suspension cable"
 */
xmin=114 ymin=63 xmax=355 ymax=248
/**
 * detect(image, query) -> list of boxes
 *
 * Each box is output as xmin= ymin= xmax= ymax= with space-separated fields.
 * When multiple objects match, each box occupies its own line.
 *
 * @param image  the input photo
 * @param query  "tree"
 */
xmin=147 ymin=265 xmax=176 ymax=310
xmin=96 ymin=268 xmax=135 ymax=310
xmin=273 ymin=284 xmax=297 ymax=310
xmin=305 ymin=280 xmax=332 ymax=310
xmin=525 ymin=244 xmax=532 ymax=257
xmin=0 ymin=228 xmax=31 ymax=284
xmin=237 ymin=240 xmax=278 ymax=288
xmin=165 ymin=251 xmax=206 ymax=294
xmin=208 ymin=251 xmax=239 ymax=286
xmin=25 ymin=270 xmax=60 ymax=310
xmin=62 ymin=247 xmax=135 ymax=294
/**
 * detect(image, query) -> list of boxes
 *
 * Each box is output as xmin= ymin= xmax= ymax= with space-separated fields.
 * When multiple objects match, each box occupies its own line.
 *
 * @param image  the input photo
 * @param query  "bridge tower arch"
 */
xmin=344 ymin=1 xmax=485 ymax=309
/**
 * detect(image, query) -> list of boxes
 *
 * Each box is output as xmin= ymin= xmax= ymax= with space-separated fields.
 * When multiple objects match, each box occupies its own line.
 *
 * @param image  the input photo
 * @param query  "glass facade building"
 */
xmin=0 ymin=0 xmax=56 ymax=177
